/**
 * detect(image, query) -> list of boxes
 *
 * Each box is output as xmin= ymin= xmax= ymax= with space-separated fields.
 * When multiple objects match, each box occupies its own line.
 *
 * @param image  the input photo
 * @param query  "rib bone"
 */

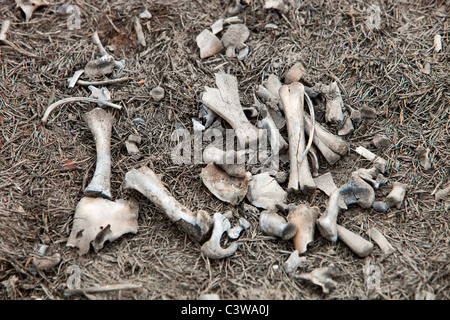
xmin=123 ymin=166 xmax=214 ymax=242
xmin=84 ymin=108 xmax=114 ymax=200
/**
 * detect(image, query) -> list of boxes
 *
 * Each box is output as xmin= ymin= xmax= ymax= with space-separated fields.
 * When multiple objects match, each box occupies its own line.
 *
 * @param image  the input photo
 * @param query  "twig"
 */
xmin=41 ymin=97 xmax=122 ymax=124
xmin=1 ymin=39 xmax=39 ymax=58
xmin=76 ymin=77 xmax=133 ymax=86
xmin=65 ymin=283 xmax=142 ymax=295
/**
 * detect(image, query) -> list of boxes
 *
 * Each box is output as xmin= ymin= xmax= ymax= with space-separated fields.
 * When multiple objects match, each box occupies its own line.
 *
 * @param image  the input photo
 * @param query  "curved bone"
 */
xmin=386 ymin=182 xmax=408 ymax=209
xmin=201 ymin=73 xmax=262 ymax=147
xmin=336 ymin=224 xmax=374 ymax=258
xmin=259 ymin=210 xmax=297 ymax=240
xmin=279 ymin=83 xmax=315 ymax=193
xmin=296 ymin=264 xmax=339 ymax=294
xmin=316 ymin=188 xmax=341 ymax=242
xmin=201 ymin=213 xmax=240 ymax=259
xmin=287 ymin=204 xmax=320 ymax=254
xmin=84 ymin=108 xmax=114 ymax=200
xmin=123 ymin=166 xmax=214 ymax=243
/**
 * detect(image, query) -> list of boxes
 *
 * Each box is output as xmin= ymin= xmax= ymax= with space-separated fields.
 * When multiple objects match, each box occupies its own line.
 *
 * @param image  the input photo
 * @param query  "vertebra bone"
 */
xmin=287 ymin=204 xmax=320 ymax=254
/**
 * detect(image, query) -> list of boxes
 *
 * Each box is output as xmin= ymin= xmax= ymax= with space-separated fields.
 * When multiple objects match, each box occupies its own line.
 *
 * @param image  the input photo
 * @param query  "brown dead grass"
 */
xmin=0 ymin=0 xmax=449 ymax=300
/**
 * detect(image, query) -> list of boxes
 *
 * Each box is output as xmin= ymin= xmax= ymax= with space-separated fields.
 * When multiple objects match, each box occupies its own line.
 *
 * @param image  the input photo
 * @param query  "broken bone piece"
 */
xmin=138 ymin=10 xmax=152 ymax=19
xmin=31 ymin=251 xmax=61 ymax=271
xmin=201 ymin=73 xmax=262 ymax=147
xmin=221 ymin=24 xmax=250 ymax=58
xmin=88 ymin=85 xmax=111 ymax=107
xmin=284 ymin=62 xmax=306 ymax=84
xmin=434 ymin=185 xmax=450 ymax=201
xmin=314 ymin=82 xmax=344 ymax=124
xmin=246 ymin=172 xmax=287 ymax=211
xmin=16 ymin=0 xmax=49 ymax=22
xmin=287 ymin=204 xmax=320 ymax=254
xmin=385 ymin=182 xmax=408 ymax=209
xmin=283 ymin=250 xmax=306 ymax=274
xmin=417 ymin=146 xmax=432 ymax=170
xmin=313 ymin=172 xmax=337 ymax=197
xmin=125 ymin=134 xmax=141 ymax=158
xmin=366 ymin=227 xmax=395 ymax=255
xmin=296 ymin=264 xmax=339 ymax=294
xmin=227 ymin=217 xmax=251 ymax=239
xmin=354 ymin=145 xmax=387 ymax=173
xmin=202 ymin=146 xmax=246 ymax=178
xmin=150 ymin=86 xmax=165 ymax=102
xmin=134 ymin=17 xmax=146 ymax=46
xmin=259 ymin=210 xmax=297 ymax=240
xmin=336 ymin=224 xmax=374 ymax=258
xmin=264 ymin=0 xmax=289 ymax=13
xmin=67 ymin=70 xmax=85 ymax=88
xmin=316 ymin=188 xmax=342 ymax=242
xmin=201 ymin=213 xmax=240 ymax=259
xmin=84 ymin=55 xmax=115 ymax=78
xmin=200 ymin=163 xmax=249 ymax=205
xmin=434 ymin=34 xmax=442 ymax=52
xmin=0 ymin=19 xmax=11 ymax=41
xmin=372 ymin=134 xmax=390 ymax=150
xmin=372 ymin=201 xmax=389 ymax=212
xmin=339 ymin=171 xmax=376 ymax=209
xmin=67 ymin=197 xmax=139 ymax=255
xmin=196 ymin=29 xmax=224 ymax=59
xmin=123 ymin=166 xmax=214 ymax=242
xmin=83 ymin=108 xmax=114 ymax=200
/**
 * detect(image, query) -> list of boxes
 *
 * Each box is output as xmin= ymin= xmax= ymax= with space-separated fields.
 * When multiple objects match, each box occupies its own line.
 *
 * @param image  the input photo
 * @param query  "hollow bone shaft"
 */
xmin=84 ymin=108 xmax=114 ymax=200
xmin=123 ymin=166 xmax=213 ymax=242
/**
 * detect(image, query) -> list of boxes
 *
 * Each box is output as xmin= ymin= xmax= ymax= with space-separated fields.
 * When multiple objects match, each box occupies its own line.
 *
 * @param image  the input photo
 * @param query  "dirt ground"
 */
xmin=0 ymin=0 xmax=448 ymax=300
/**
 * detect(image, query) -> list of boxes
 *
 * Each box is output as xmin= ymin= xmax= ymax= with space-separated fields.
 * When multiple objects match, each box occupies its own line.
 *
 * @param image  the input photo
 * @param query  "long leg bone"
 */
xmin=287 ymin=204 xmax=320 ymax=254
xmin=201 ymin=213 xmax=240 ymax=259
xmin=123 ymin=166 xmax=214 ymax=242
xmin=84 ymin=108 xmax=114 ymax=200
xmin=336 ymin=224 xmax=374 ymax=258
xmin=279 ymin=83 xmax=315 ymax=193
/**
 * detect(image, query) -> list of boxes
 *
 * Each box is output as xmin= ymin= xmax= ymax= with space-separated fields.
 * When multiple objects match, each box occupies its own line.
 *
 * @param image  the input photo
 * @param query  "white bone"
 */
xmin=339 ymin=171 xmax=375 ymax=209
xmin=201 ymin=213 xmax=240 ymax=259
xmin=150 ymin=86 xmax=165 ymax=102
xmin=123 ymin=166 xmax=214 ymax=242
xmin=284 ymin=62 xmax=306 ymax=84
xmin=366 ymin=227 xmax=395 ymax=255
xmin=287 ymin=204 xmax=320 ymax=254
xmin=227 ymin=217 xmax=251 ymax=239
xmin=264 ymin=0 xmax=289 ymax=13
xmin=84 ymin=108 xmax=114 ymax=200
xmin=246 ymin=172 xmax=287 ymax=211
xmin=434 ymin=34 xmax=442 ymax=52
xmin=15 ymin=0 xmax=49 ymax=22
xmin=354 ymin=145 xmax=387 ymax=173
xmin=283 ymin=250 xmax=306 ymax=274
xmin=296 ymin=264 xmax=339 ymax=294
xmin=0 ymin=19 xmax=11 ymax=41
xmin=134 ymin=17 xmax=146 ymax=46
xmin=196 ymin=29 xmax=224 ymax=58
xmin=221 ymin=24 xmax=249 ymax=58
xmin=202 ymin=146 xmax=247 ymax=178
xmin=88 ymin=85 xmax=111 ymax=107
xmin=417 ymin=146 xmax=432 ymax=170
xmin=316 ymin=188 xmax=341 ymax=242
xmin=314 ymin=82 xmax=344 ymax=124
xmin=313 ymin=172 xmax=338 ymax=197
xmin=67 ymin=70 xmax=85 ymax=88
xmin=385 ymin=182 xmax=408 ymax=209
xmin=336 ymin=224 xmax=374 ymax=258
xmin=259 ymin=210 xmax=297 ymax=240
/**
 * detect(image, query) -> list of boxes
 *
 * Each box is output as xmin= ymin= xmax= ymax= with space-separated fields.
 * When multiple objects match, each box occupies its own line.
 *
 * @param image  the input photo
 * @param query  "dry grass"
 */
xmin=0 ymin=0 xmax=449 ymax=300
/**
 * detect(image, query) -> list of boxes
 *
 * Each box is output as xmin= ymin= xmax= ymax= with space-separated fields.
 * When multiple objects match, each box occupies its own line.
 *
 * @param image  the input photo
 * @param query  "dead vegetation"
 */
xmin=0 ymin=0 xmax=449 ymax=300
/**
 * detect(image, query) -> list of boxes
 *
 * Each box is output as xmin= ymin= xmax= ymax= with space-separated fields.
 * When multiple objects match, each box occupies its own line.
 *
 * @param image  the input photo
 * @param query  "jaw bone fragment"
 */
xmin=83 ymin=108 xmax=114 ymax=200
xmin=259 ymin=210 xmax=297 ymax=240
xmin=287 ymin=204 xmax=320 ymax=254
xmin=283 ymin=250 xmax=306 ymax=274
xmin=314 ymin=82 xmax=344 ymax=124
xmin=201 ymin=213 xmax=240 ymax=259
xmin=200 ymin=163 xmax=250 ymax=205
xmin=202 ymin=146 xmax=247 ymax=178
xmin=201 ymin=73 xmax=263 ymax=147
xmin=279 ymin=83 xmax=315 ymax=193
xmin=246 ymin=172 xmax=287 ymax=211
xmin=123 ymin=166 xmax=214 ymax=243
xmin=366 ymin=227 xmax=395 ymax=255
xmin=221 ymin=24 xmax=250 ymax=58
xmin=67 ymin=197 xmax=139 ymax=255
xmin=196 ymin=29 xmax=224 ymax=59
xmin=296 ymin=264 xmax=339 ymax=294
xmin=16 ymin=0 xmax=49 ymax=22
xmin=336 ymin=224 xmax=374 ymax=258
xmin=385 ymin=182 xmax=408 ymax=209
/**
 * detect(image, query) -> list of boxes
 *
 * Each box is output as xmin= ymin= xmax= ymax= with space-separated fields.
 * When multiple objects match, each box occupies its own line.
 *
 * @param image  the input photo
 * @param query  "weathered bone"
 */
xmin=84 ymin=108 xmax=114 ymax=200
xmin=259 ymin=210 xmax=297 ymax=240
xmin=385 ymin=182 xmax=408 ymax=209
xmin=316 ymin=188 xmax=341 ymax=242
xmin=279 ymin=83 xmax=315 ymax=193
xmin=123 ymin=166 xmax=214 ymax=242
xmin=314 ymin=82 xmax=345 ymax=124
xmin=417 ymin=146 xmax=432 ymax=170
xmin=133 ymin=16 xmax=146 ymax=47
xmin=201 ymin=213 xmax=240 ymax=259
xmin=196 ymin=29 xmax=224 ymax=59
xmin=308 ymin=146 xmax=320 ymax=177
xmin=283 ymin=250 xmax=306 ymax=274
xmin=372 ymin=134 xmax=390 ymax=150
xmin=256 ymin=107 xmax=288 ymax=153
xmin=287 ymin=204 xmax=320 ymax=254
xmin=336 ymin=224 xmax=374 ymax=258
xmin=202 ymin=146 xmax=246 ymax=178
xmin=339 ymin=171 xmax=375 ymax=209
xmin=67 ymin=197 xmax=139 ymax=255
xmin=354 ymin=145 xmax=387 ymax=173
xmin=284 ymin=62 xmax=306 ymax=84
xmin=227 ymin=217 xmax=251 ymax=239
xmin=246 ymin=172 xmax=287 ymax=211
xmin=16 ymin=0 xmax=49 ymax=22
xmin=296 ymin=264 xmax=339 ymax=294
xmin=221 ymin=24 xmax=249 ymax=58
xmin=201 ymin=73 xmax=262 ymax=147
xmin=366 ymin=227 xmax=395 ymax=255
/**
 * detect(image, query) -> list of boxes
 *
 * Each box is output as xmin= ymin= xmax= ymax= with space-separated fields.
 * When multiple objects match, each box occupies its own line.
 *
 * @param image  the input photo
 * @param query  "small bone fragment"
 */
xmin=0 ymin=19 xmax=11 ymax=41
xmin=372 ymin=201 xmax=389 ymax=212
xmin=138 ymin=10 xmax=152 ymax=19
xmin=256 ymin=108 xmax=288 ymax=153
xmin=196 ymin=29 xmax=224 ymax=59
xmin=385 ymin=182 xmax=408 ymax=209
xmin=279 ymin=83 xmax=315 ymax=193
xmin=211 ymin=19 xmax=224 ymax=34
xmin=283 ymin=250 xmax=306 ymax=274
xmin=287 ymin=204 xmax=320 ymax=254
xmin=360 ymin=104 xmax=377 ymax=119
xmin=259 ymin=210 xmax=297 ymax=240
xmin=227 ymin=217 xmax=251 ymax=239
xmin=313 ymin=172 xmax=337 ymax=197
xmin=434 ymin=34 xmax=442 ymax=52
xmin=316 ymin=188 xmax=341 ymax=242
xmin=337 ymin=115 xmax=354 ymax=136
xmin=15 ymin=0 xmax=49 ymax=22
xmin=415 ymin=291 xmax=436 ymax=300
xmin=296 ymin=264 xmax=339 ymax=294
xmin=67 ymin=70 xmax=85 ymax=88
xmin=201 ymin=73 xmax=262 ymax=147
xmin=200 ymin=163 xmax=249 ymax=205
xmin=336 ymin=224 xmax=374 ymax=257
xmin=150 ymin=86 xmax=165 ymax=101
xmin=32 ymin=252 xmax=61 ymax=271
xmin=366 ymin=227 xmax=395 ymax=255
xmin=88 ymin=85 xmax=111 ymax=107
xmin=246 ymin=172 xmax=287 ymax=211
xmin=354 ymin=145 xmax=387 ymax=173
xmin=83 ymin=108 xmax=114 ymax=200
xmin=339 ymin=173 xmax=375 ymax=209
xmin=417 ymin=146 xmax=432 ymax=170
xmin=264 ymin=0 xmax=289 ymax=13
xmin=41 ymin=97 xmax=122 ymax=124
xmin=202 ymin=146 xmax=246 ymax=178
xmin=221 ymin=24 xmax=250 ymax=58
xmin=199 ymin=104 xmax=217 ymax=129
xmin=314 ymin=82 xmax=345 ymax=124
xmin=346 ymin=105 xmax=362 ymax=123
xmin=198 ymin=294 xmax=220 ymax=300
xmin=434 ymin=185 xmax=450 ymax=201
xmin=237 ymin=44 xmax=249 ymax=61
xmin=123 ymin=166 xmax=214 ymax=242
xmin=125 ymin=134 xmax=141 ymax=158
xmin=201 ymin=213 xmax=240 ymax=259
xmin=67 ymin=197 xmax=139 ymax=255
xmin=372 ymin=134 xmax=390 ymax=150
xmin=134 ymin=17 xmax=146 ymax=46
xmin=284 ymin=62 xmax=306 ymax=84
xmin=84 ymin=55 xmax=115 ymax=78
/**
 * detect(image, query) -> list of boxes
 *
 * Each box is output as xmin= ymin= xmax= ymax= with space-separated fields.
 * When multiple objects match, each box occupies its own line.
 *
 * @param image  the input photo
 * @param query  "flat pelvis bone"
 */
xmin=84 ymin=108 xmax=114 ymax=200
xmin=123 ymin=166 xmax=214 ymax=243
